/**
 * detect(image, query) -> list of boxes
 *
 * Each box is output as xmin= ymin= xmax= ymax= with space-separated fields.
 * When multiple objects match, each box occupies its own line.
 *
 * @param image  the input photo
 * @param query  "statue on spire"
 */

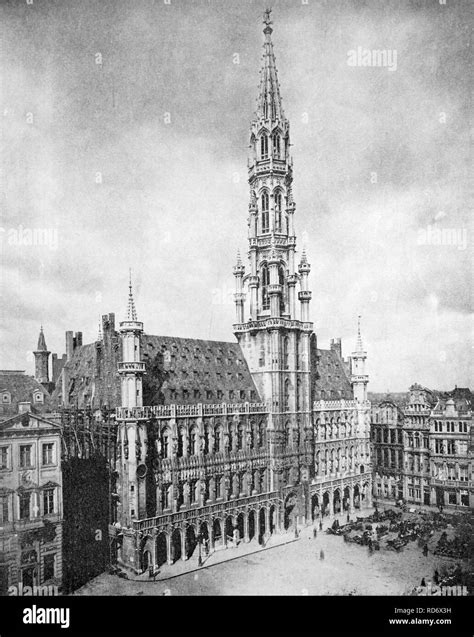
xmin=263 ymin=7 xmax=273 ymax=29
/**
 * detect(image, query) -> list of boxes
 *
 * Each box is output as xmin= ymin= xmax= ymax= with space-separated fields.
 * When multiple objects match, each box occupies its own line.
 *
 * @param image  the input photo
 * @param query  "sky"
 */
xmin=0 ymin=0 xmax=472 ymax=391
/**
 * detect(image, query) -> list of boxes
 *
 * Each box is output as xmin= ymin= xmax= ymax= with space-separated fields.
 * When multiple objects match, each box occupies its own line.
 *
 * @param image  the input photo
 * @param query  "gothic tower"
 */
xmin=234 ymin=9 xmax=314 ymax=495
xmin=34 ymin=326 xmax=50 ymax=385
xmin=351 ymin=316 xmax=369 ymax=403
xmin=116 ymin=275 xmax=148 ymax=551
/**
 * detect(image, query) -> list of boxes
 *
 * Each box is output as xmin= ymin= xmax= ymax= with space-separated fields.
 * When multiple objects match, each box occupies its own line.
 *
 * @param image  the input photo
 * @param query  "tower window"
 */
xmin=275 ymin=191 xmax=282 ymax=232
xmin=260 ymin=134 xmax=268 ymax=159
xmin=261 ymin=192 xmax=270 ymax=233
xmin=273 ymin=133 xmax=281 ymax=158
xmin=279 ymin=266 xmax=286 ymax=314
xmin=283 ymin=336 xmax=289 ymax=369
xmin=261 ymin=265 xmax=270 ymax=310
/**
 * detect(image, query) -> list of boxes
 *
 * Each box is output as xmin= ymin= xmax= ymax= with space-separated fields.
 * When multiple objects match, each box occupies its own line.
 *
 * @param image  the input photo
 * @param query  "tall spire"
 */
xmin=37 ymin=326 xmax=47 ymax=351
xmin=256 ymin=8 xmax=284 ymax=122
xmin=97 ymin=317 xmax=103 ymax=341
xmin=356 ymin=315 xmax=364 ymax=351
xmin=127 ymin=269 xmax=137 ymax=321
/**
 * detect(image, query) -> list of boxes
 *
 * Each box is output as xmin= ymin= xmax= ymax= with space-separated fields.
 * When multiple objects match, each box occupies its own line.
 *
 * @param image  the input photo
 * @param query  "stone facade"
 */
xmin=112 ymin=12 xmax=372 ymax=574
xmin=0 ymin=412 xmax=63 ymax=595
xmin=371 ymin=385 xmax=473 ymax=510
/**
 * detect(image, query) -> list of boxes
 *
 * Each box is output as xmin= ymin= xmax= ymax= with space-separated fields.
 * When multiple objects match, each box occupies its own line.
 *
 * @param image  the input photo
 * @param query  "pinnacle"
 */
xmin=127 ymin=270 xmax=138 ymax=321
xmin=37 ymin=326 xmax=48 ymax=351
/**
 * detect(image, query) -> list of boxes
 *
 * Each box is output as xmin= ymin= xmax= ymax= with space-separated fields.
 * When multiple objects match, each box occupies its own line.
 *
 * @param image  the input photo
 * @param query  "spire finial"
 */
xmin=127 ymin=269 xmax=138 ymax=321
xmin=98 ymin=316 xmax=103 ymax=341
xmin=263 ymin=7 xmax=273 ymax=31
xmin=236 ymin=249 xmax=242 ymax=266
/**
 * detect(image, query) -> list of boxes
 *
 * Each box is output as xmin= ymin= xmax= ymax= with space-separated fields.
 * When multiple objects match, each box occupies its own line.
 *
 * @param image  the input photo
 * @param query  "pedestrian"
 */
xmin=423 ymin=544 xmax=429 ymax=557
xmin=421 ymin=577 xmax=426 ymax=587
xmin=346 ymin=512 xmax=350 ymax=523
xmin=313 ymin=528 xmax=317 ymax=539
xmin=319 ymin=520 xmax=323 ymax=531
xmin=434 ymin=570 xmax=439 ymax=585
xmin=319 ymin=549 xmax=325 ymax=560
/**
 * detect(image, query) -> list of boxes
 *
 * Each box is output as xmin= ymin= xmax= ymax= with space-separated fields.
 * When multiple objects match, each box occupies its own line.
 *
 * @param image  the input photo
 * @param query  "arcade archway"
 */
xmin=156 ymin=532 xmax=167 ymax=568
xmin=171 ymin=528 xmax=182 ymax=563
xmin=284 ymin=492 xmax=297 ymax=530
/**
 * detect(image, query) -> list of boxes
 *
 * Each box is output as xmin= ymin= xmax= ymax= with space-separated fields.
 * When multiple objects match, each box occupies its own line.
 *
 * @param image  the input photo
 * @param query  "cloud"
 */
xmin=1 ymin=0 xmax=471 ymax=391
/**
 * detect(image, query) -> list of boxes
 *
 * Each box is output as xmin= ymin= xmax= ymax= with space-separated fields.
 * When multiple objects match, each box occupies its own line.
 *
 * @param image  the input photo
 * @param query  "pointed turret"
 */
xmin=127 ymin=269 xmax=138 ymax=321
xmin=37 ymin=326 xmax=47 ymax=351
xmin=351 ymin=315 xmax=368 ymax=402
xmin=233 ymin=250 xmax=246 ymax=324
xmin=118 ymin=272 xmax=145 ymax=409
xmin=34 ymin=326 xmax=50 ymax=385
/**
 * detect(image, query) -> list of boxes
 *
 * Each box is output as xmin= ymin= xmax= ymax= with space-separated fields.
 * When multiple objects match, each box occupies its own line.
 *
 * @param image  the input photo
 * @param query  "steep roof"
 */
xmin=312 ymin=348 xmax=353 ymax=400
xmin=36 ymin=326 xmax=48 ymax=352
xmin=0 ymin=371 xmax=52 ymax=420
xmin=50 ymin=335 xmax=261 ymax=409
xmin=368 ymin=392 xmax=408 ymax=407
xmin=141 ymin=335 xmax=260 ymax=405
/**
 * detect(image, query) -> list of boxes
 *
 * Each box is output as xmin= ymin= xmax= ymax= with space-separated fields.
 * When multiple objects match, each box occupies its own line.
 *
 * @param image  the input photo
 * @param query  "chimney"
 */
xmin=330 ymin=338 xmax=342 ymax=358
xmin=18 ymin=401 xmax=32 ymax=414
xmin=65 ymin=331 xmax=74 ymax=361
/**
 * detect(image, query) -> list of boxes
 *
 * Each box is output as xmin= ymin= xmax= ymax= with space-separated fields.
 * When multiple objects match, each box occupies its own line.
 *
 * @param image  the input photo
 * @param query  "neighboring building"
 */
xmin=370 ymin=386 xmax=473 ymax=510
xmin=371 ymin=400 xmax=404 ymax=503
xmin=402 ymin=383 xmax=435 ymax=507
xmin=430 ymin=396 xmax=472 ymax=508
xmin=111 ymin=11 xmax=372 ymax=574
xmin=0 ymin=412 xmax=63 ymax=594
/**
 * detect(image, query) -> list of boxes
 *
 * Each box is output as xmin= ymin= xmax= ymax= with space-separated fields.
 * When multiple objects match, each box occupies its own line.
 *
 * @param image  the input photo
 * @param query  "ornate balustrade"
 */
xmin=116 ymin=401 xmax=268 ymax=421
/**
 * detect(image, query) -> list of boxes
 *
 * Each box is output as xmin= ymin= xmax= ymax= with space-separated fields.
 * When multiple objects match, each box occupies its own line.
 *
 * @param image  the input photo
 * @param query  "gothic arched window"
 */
xmin=189 ymin=426 xmax=198 ymax=456
xmin=274 ymin=191 xmax=282 ymax=232
xmin=261 ymin=134 xmax=268 ymax=160
xmin=214 ymin=426 xmax=221 ymax=453
xmin=261 ymin=265 xmax=270 ymax=310
xmin=177 ymin=428 xmax=184 ymax=457
xmin=258 ymin=421 xmax=264 ymax=447
xmin=284 ymin=379 xmax=290 ymax=411
xmin=237 ymin=423 xmax=244 ymax=450
xmin=272 ymin=133 xmax=281 ymax=158
xmin=161 ymin=428 xmax=170 ymax=458
xmin=283 ymin=336 xmax=289 ymax=369
xmin=278 ymin=265 xmax=286 ymax=314
xmin=261 ymin=192 xmax=270 ymax=233
xmin=296 ymin=378 xmax=301 ymax=412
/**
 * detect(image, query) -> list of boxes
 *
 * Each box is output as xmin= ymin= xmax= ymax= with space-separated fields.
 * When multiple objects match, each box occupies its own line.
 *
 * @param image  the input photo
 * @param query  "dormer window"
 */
xmin=2 ymin=392 xmax=11 ymax=404
xmin=34 ymin=393 xmax=43 ymax=403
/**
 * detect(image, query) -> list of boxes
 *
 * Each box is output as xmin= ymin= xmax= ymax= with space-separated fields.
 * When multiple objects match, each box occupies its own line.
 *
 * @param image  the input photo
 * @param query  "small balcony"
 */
xmin=117 ymin=361 xmax=146 ymax=373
